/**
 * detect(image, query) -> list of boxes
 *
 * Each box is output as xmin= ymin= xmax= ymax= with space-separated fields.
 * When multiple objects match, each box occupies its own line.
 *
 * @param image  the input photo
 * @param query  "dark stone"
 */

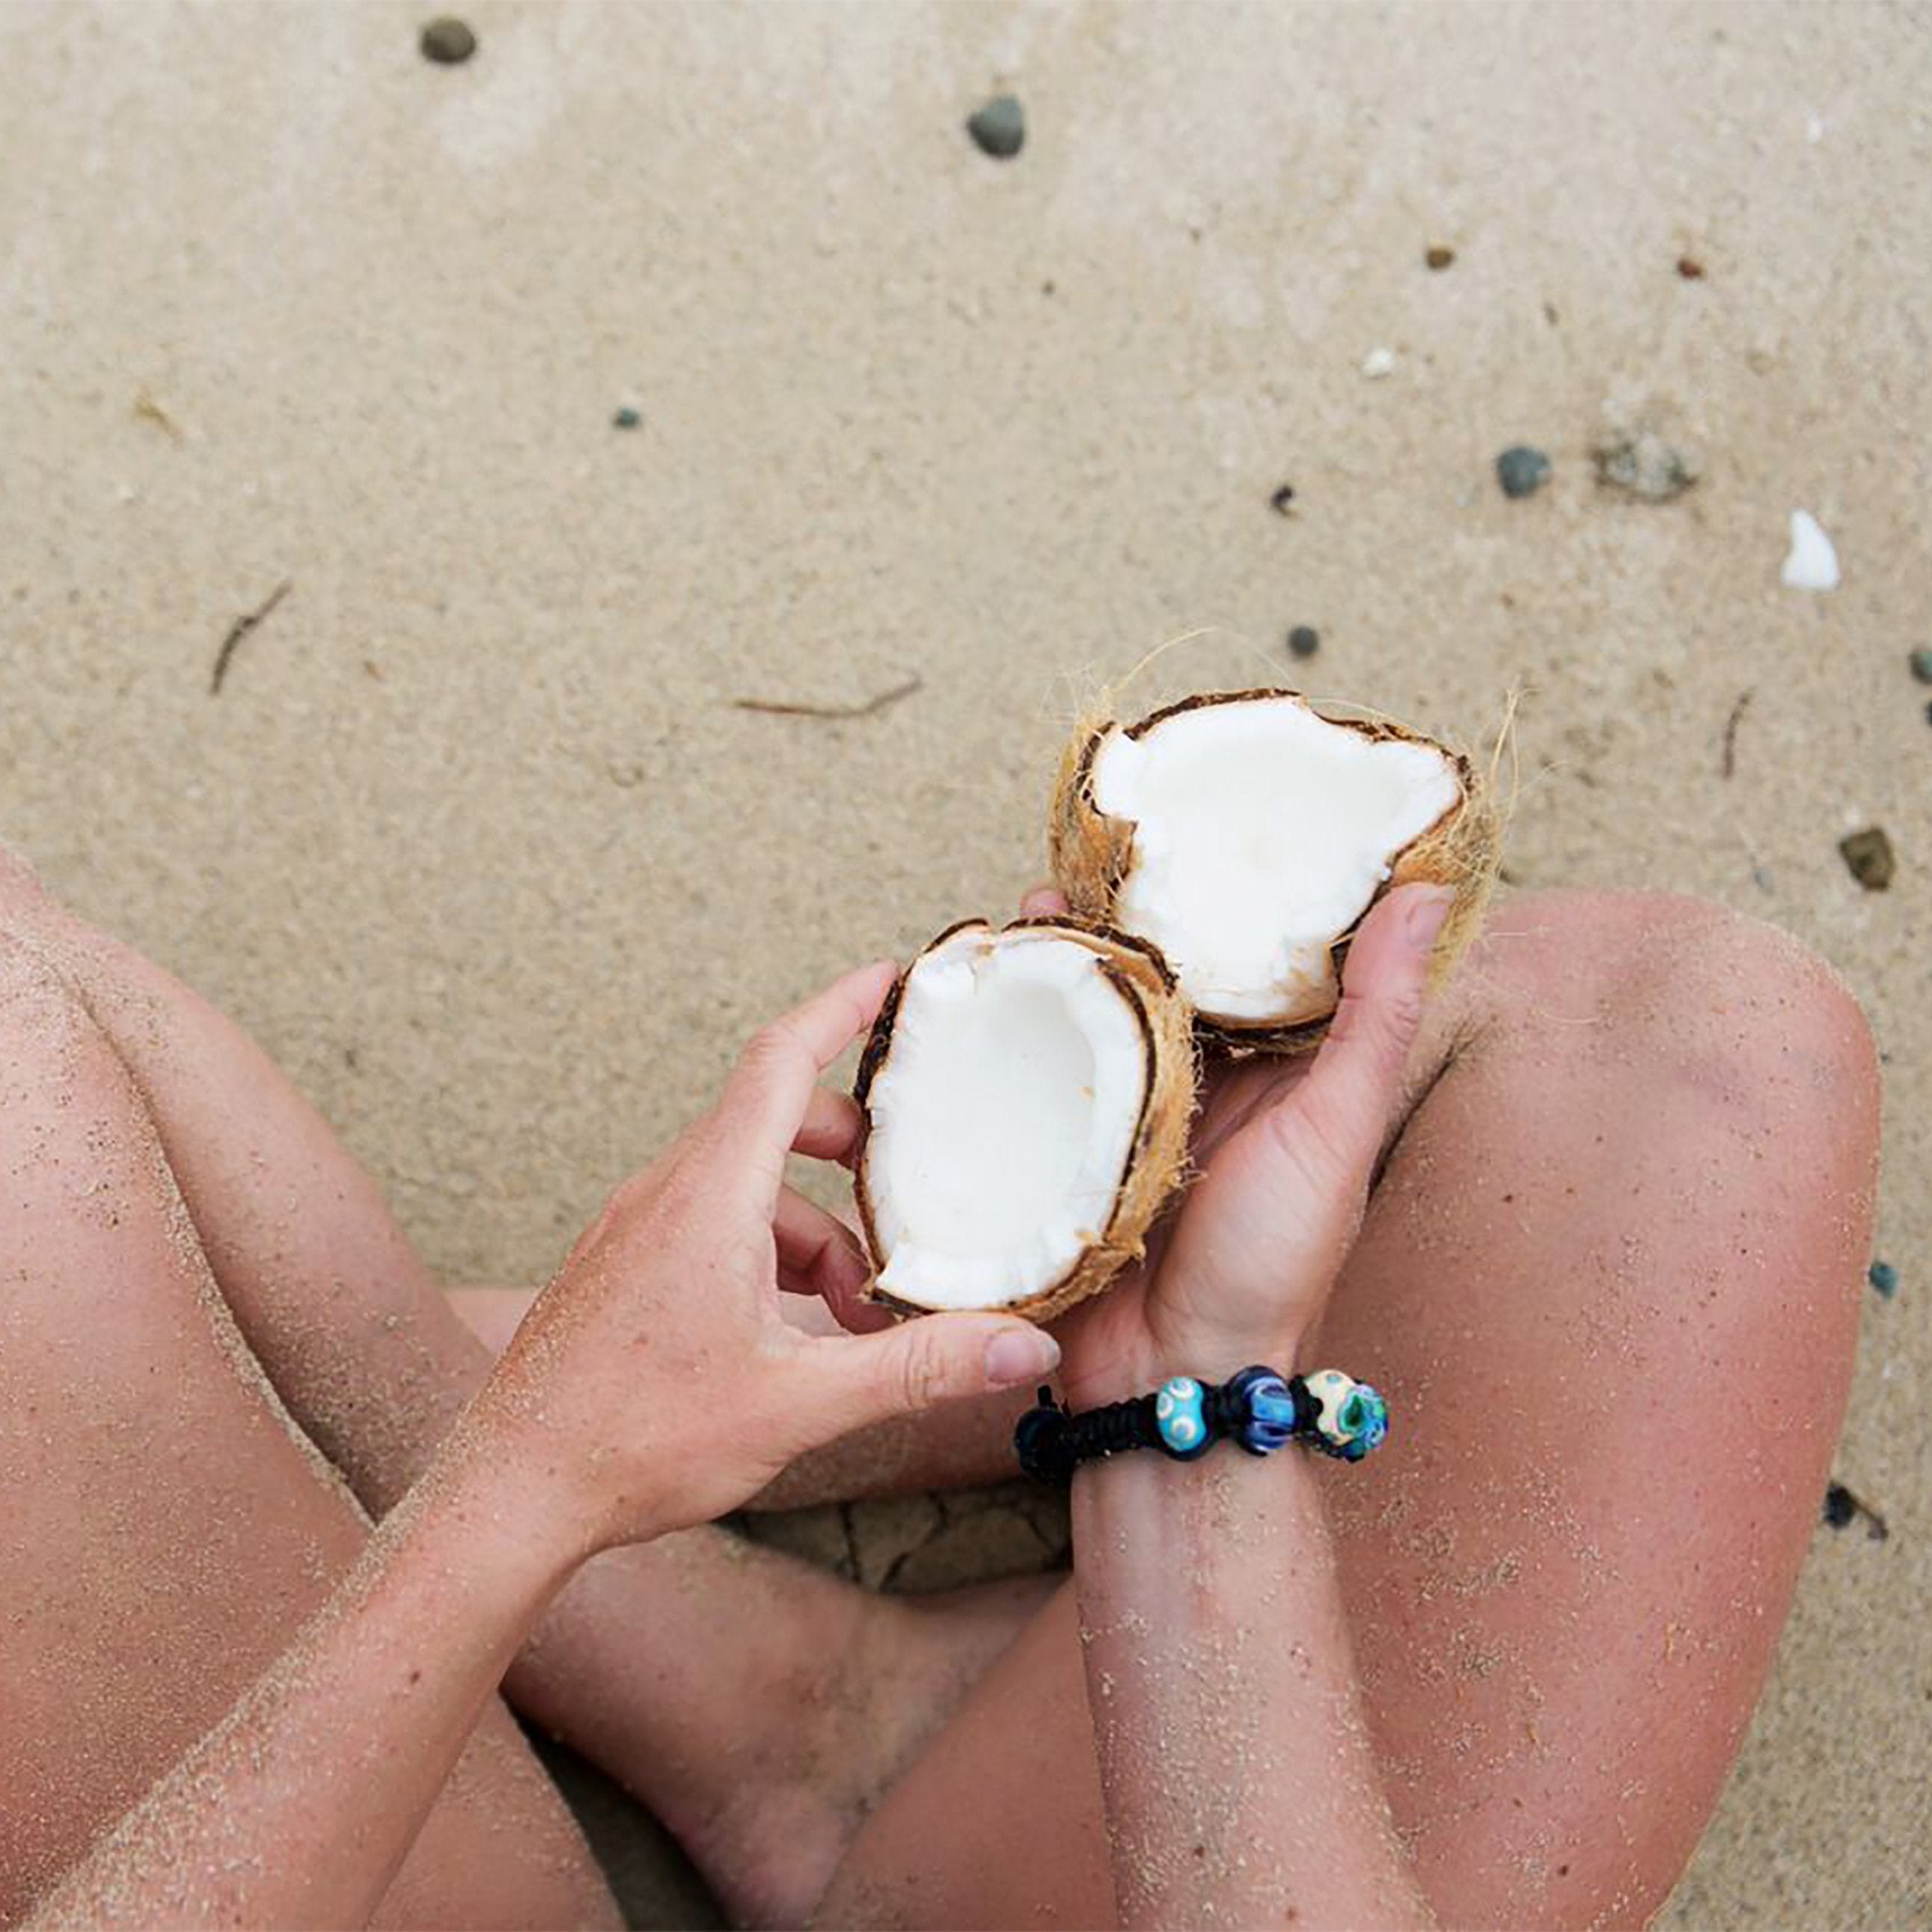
xmin=1838 ymin=827 xmax=1895 ymax=891
xmin=611 ymin=406 xmax=643 ymax=430
xmin=1908 ymin=647 xmax=1932 ymax=685
xmin=1287 ymin=625 xmax=1320 ymax=659
xmin=1495 ymin=445 xmax=1553 ymax=499
xmin=1425 ymin=243 xmax=1455 ymax=271
xmin=1677 ymin=254 xmax=1706 ymax=279
xmin=1868 ymin=1261 xmax=1900 ymax=1300
xmin=1822 ymin=1482 xmax=1856 ymax=1529
xmin=419 ymin=16 xmax=477 ymax=64
xmin=1269 ymin=483 xmax=1296 ymax=516
xmin=966 ymin=95 xmax=1025 ymax=159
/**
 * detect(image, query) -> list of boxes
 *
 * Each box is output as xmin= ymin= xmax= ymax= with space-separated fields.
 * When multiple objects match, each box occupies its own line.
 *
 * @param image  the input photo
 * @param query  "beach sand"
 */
xmin=0 ymin=1 xmax=1925 ymax=1922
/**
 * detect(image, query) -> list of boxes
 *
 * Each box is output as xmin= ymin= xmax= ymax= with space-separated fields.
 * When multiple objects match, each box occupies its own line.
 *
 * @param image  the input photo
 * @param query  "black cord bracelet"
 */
xmin=1015 ymin=1366 xmax=1388 ymax=1482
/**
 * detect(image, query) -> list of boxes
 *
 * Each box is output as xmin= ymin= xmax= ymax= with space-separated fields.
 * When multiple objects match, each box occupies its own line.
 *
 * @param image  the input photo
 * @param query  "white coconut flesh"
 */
xmin=864 ymin=927 xmax=1151 ymax=1312
xmin=1092 ymin=697 xmax=1462 ymax=1026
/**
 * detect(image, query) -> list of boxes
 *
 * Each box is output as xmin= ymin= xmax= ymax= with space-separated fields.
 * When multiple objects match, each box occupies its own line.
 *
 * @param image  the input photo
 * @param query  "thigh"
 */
xmin=0 ymin=940 xmax=614 ymax=1928
xmin=816 ymin=892 xmax=1877 ymax=1928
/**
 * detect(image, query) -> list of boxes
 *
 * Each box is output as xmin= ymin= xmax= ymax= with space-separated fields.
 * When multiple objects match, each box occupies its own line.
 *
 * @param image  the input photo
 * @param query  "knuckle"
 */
xmin=896 ymin=1330 xmax=956 ymax=1413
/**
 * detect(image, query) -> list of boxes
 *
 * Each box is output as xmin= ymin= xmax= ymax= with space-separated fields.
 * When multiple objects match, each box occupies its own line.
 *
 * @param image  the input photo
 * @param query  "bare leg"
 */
xmin=0 ymin=846 xmax=1039 ymax=1927
xmin=814 ymin=892 xmax=1878 ymax=1928
xmin=0 ymin=935 xmax=617 ymax=1928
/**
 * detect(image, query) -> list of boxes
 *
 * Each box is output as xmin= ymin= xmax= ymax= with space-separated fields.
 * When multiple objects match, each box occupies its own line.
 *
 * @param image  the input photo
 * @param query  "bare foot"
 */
xmin=683 ymin=1571 xmax=1060 ymax=1928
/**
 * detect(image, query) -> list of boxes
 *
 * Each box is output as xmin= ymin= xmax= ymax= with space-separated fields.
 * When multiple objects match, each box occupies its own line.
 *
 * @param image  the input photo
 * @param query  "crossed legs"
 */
xmin=0 ymin=846 xmax=1877 ymax=1929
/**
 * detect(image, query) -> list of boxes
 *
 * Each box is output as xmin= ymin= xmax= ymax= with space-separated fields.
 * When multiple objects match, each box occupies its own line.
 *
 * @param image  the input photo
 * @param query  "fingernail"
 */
xmin=1403 ymin=885 xmax=1455 ymax=948
xmin=985 ymin=1327 xmax=1061 ymax=1387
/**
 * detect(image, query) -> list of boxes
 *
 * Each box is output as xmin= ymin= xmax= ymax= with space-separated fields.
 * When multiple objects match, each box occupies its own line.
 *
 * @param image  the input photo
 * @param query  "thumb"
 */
xmin=1287 ymin=884 xmax=1455 ymax=1189
xmin=799 ymin=1312 xmax=1061 ymax=1440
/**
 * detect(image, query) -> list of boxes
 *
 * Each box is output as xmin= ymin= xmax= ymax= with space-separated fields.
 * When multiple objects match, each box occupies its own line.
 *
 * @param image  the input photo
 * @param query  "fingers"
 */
xmin=795 ymin=1312 xmax=1062 ymax=1443
xmin=715 ymin=959 xmax=899 ymax=1204
xmin=1286 ymin=884 xmax=1455 ymax=1187
xmin=1020 ymin=884 xmax=1070 ymax=918
xmin=773 ymin=1187 xmax=892 ymax=1332
xmin=792 ymin=1086 xmax=864 ymax=1166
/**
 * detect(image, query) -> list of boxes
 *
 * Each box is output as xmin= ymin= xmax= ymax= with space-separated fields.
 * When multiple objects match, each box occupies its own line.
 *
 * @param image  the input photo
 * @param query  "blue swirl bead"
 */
xmin=1153 ymin=1376 xmax=1210 ymax=1458
xmin=1224 ymin=1366 xmax=1297 ymax=1455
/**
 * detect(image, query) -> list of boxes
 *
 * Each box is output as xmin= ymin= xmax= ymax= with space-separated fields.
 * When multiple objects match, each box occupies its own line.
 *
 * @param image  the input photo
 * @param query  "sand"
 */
xmin=0 ymin=1 xmax=1925 ymax=1924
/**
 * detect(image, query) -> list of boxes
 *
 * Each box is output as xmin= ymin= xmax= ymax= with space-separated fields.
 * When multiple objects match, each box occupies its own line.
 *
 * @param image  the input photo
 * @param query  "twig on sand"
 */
xmin=133 ymin=389 xmax=185 ymax=441
xmin=1719 ymin=687 xmax=1754 ymax=779
xmin=733 ymin=674 xmax=923 ymax=721
xmin=210 ymin=579 xmax=293 ymax=695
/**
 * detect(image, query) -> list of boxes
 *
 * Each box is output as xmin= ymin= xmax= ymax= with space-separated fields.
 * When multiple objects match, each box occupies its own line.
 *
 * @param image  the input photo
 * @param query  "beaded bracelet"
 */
xmin=1014 ymin=1366 xmax=1388 ymax=1483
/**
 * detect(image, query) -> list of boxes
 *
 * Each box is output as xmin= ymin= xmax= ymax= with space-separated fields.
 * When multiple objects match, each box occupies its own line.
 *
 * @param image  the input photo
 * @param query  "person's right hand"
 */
xmin=460 ymin=960 xmax=1062 ymax=1561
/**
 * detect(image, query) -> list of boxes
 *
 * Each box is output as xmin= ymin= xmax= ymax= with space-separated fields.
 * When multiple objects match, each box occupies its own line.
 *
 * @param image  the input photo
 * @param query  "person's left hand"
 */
xmin=1024 ymin=883 xmax=1455 ymax=1407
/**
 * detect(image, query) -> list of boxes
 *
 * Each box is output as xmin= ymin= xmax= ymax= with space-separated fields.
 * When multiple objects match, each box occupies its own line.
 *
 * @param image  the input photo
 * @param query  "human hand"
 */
xmin=1027 ymin=884 xmax=1454 ymax=1407
xmin=462 ymin=961 xmax=1062 ymax=1559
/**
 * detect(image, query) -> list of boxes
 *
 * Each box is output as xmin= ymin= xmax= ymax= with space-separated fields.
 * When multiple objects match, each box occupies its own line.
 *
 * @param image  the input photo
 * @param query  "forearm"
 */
xmin=34 ymin=1424 xmax=581 ymax=1930
xmin=1072 ymin=1444 xmax=1431 ymax=1930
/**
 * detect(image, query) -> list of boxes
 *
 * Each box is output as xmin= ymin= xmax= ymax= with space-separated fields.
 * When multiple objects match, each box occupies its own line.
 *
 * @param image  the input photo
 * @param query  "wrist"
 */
xmin=1057 ymin=1328 xmax=1309 ymax=1412
xmin=436 ymin=1395 xmax=620 ymax=1583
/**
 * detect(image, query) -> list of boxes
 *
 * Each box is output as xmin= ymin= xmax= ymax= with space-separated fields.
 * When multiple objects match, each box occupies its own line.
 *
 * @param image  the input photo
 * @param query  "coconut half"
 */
xmin=1051 ymin=689 xmax=1497 ymax=1048
xmin=855 ymin=919 xmax=1196 ymax=1322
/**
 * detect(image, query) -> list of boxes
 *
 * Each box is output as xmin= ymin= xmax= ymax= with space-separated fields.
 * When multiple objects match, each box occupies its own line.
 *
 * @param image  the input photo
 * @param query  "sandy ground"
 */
xmin=1 ymin=1 xmax=1927 ymax=1924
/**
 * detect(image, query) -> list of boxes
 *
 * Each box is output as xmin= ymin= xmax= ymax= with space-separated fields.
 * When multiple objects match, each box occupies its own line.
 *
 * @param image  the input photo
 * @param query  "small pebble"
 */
xmin=1821 ymin=1483 xmax=1856 ymax=1529
xmin=1838 ymin=826 xmax=1895 ymax=891
xmin=419 ymin=16 xmax=477 ymax=64
xmin=1268 ymin=483 xmax=1296 ymax=516
xmin=611 ymin=406 xmax=643 ymax=430
xmin=1425 ymin=243 xmax=1455 ymax=271
xmin=1287 ymin=625 xmax=1320 ymax=660
xmin=1495 ymin=445 xmax=1552 ymax=499
xmin=1907 ymin=647 xmax=1932 ymax=685
xmin=1781 ymin=508 xmax=1839 ymax=591
xmin=966 ymin=94 xmax=1025 ymax=159
xmin=1360 ymin=346 xmax=1397 ymax=380
xmin=1676 ymin=255 xmax=1706 ymax=279
xmin=1868 ymin=1261 xmax=1899 ymax=1300
xmin=1595 ymin=430 xmax=1700 ymax=503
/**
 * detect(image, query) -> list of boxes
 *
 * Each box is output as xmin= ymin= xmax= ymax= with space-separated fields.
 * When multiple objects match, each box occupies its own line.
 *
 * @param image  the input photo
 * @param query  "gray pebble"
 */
xmin=1908 ymin=647 xmax=1932 ymax=685
xmin=611 ymin=406 xmax=642 ymax=430
xmin=1287 ymin=625 xmax=1320 ymax=659
xmin=967 ymin=94 xmax=1025 ymax=159
xmin=1495 ymin=445 xmax=1552 ymax=499
xmin=419 ymin=16 xmax=477 ymax=64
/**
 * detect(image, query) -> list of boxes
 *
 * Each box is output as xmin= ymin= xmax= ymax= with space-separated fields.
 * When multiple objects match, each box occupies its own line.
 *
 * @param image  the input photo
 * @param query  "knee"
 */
xmin=1482 ymin=889 xmax=1879 ymax=1146
xmin=0 ymin=929 xmax=92 ymax=1065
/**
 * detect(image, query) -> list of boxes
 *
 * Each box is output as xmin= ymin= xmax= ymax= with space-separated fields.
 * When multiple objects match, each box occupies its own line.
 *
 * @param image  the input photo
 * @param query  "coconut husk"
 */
xmin=1048 ymin=686 xmax=1506 ymax=1052
xmin=853 ymin=917 xmax=1198 ymax=1324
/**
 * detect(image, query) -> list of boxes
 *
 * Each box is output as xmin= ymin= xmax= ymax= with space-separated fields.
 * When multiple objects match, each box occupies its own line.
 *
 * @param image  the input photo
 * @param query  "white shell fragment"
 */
xmin=1360 ymin=346 xmax=1397 ymax=379
xmin=1781 ymin=510 xmax=1840 ymax=592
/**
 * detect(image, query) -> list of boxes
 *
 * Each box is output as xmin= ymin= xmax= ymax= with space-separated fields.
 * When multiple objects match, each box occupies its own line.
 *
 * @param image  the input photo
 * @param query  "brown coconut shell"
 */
xmin=1049 ymin=687 xmax=1503 ymax=1052
xmin=853 ymin=917 xmax=1199 ymax=1325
